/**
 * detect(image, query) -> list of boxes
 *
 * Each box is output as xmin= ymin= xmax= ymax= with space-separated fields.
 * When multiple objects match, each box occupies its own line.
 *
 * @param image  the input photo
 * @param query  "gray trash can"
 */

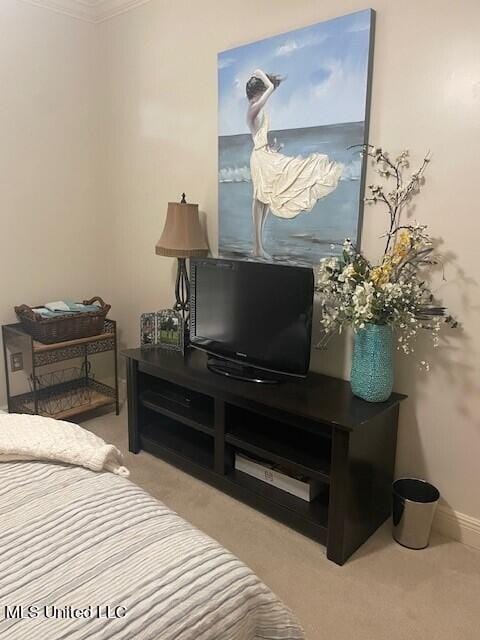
xmin=392 ymin=478 xmax=440 ymax=549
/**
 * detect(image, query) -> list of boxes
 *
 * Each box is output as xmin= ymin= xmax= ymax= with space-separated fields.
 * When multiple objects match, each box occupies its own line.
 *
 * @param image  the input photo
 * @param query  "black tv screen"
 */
xmin=190 ymin=258 xmax=314 ymax=378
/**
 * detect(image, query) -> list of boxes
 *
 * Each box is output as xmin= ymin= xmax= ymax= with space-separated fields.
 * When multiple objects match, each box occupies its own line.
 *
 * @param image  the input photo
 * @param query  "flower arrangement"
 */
xmin=316 ymin=145 xmax=457 ymax=366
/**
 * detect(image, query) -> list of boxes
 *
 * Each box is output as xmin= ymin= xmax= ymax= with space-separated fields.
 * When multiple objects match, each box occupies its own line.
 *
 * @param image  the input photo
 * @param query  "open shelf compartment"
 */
xmin=138 ymin=373 xmax=214 ymax=436
xmin=224 ymin=403 xmax=332 ymax=483
xmin=140 ymin=412 xmax=214 ymax=472
xmin=223 ymin=463 xmax=329 ymax=540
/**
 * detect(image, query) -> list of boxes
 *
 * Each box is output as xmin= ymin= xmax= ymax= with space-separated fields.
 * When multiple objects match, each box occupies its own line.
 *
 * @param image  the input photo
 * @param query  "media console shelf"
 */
xmin=123 ymin=347 xmax=406 ymax=565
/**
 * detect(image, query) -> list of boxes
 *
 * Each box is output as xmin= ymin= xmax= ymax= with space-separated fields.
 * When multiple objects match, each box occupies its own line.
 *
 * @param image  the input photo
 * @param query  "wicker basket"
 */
xmin=15 ymin=297 xmax=111 ymax=344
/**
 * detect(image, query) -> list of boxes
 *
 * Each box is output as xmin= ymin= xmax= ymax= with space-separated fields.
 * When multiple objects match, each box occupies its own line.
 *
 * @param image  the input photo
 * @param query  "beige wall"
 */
xmin=0 ymin=2 xmax=109 ymax=398
xmin=100 ymin=0 xmax=480 ymax=523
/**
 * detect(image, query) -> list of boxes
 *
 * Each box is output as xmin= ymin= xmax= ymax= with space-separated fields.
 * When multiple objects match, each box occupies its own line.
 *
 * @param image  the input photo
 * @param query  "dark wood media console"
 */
xmin=123 ymin=347 xmax=405 ymax=565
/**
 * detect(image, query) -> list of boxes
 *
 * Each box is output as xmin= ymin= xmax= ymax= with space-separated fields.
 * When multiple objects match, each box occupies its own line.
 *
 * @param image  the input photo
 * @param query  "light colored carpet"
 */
xmin=84 ymin=409 xmax=480 ymax=640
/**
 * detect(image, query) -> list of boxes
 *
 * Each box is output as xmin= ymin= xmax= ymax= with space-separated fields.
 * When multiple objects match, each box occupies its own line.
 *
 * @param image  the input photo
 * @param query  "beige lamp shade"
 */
xmin=155 ymin=201 xmax=209 ymax=258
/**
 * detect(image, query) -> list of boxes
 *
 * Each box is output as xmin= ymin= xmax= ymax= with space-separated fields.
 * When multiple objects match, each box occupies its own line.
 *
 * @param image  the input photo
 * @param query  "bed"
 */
xmin=0 ymin=415 xmax=304 ymax=640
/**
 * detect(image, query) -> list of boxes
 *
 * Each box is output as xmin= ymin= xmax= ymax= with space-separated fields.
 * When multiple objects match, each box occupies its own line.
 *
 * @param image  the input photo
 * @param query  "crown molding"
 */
xmin=95 ymin=0 xmax=154 ymax=22
xmin=19 ymin=0 xmax=97 ymax=22
xmin=18 ymin=0 xmax=154 ymax=23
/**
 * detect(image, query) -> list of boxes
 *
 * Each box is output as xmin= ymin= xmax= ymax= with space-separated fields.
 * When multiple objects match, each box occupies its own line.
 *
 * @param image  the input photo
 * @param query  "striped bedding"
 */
xmin=0 ymin=461 xmax=304 ymax=640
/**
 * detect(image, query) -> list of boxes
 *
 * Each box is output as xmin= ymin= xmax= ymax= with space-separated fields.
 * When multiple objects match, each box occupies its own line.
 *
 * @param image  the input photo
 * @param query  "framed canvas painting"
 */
xmin=218 ymin=9 xmax=375 ymax=266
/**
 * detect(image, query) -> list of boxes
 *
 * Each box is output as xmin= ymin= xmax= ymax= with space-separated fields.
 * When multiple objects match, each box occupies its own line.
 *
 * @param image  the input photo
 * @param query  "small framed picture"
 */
xmin=156 ymin=309 xmax=184 ymax=353
xmin=140 ymin=312 xmax=156 ymax=348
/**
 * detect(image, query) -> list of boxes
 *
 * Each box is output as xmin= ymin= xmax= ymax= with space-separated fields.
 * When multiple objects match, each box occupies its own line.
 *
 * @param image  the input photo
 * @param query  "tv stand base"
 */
xmin=206 ymin=355 xmax=282 ymax=384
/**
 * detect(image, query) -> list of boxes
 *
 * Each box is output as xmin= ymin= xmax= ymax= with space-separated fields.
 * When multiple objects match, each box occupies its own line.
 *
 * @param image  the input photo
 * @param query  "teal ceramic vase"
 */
xmin=350 ymin=323 xmax=394 ymax=402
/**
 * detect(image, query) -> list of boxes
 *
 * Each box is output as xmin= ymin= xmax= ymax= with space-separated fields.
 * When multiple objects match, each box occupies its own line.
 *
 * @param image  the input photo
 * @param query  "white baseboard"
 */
xmin=433 ymin=506 xmax=480 ymax=551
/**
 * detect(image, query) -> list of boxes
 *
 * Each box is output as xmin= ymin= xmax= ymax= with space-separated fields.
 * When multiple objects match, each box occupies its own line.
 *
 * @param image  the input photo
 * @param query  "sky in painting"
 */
xmin=218 ymin=9 xmax=372 ymax=136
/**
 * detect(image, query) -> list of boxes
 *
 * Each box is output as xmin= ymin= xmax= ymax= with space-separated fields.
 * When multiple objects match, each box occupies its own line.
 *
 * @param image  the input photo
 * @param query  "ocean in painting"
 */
xmin=219 ymin=121 xmax=365 ymax=266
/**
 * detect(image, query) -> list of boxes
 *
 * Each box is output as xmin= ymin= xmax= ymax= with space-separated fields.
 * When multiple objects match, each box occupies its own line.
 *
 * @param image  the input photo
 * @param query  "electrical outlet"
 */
xmin=10 ymin=352 xmax=23 ymax=372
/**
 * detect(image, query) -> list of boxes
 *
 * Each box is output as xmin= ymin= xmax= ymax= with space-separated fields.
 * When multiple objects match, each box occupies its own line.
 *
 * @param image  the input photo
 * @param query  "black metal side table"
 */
xmin=2 ymin=320 xmax=119 ymax=420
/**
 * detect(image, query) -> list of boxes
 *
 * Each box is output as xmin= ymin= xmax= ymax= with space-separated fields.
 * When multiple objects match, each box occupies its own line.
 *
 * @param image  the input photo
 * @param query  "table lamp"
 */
xmin=155 ymin=194 xmax=209 ymax=328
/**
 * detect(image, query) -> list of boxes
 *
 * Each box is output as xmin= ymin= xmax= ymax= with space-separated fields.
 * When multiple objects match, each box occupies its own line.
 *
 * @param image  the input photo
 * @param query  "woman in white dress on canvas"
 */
xmin=246 ymin=69 xmax=343 ymax=260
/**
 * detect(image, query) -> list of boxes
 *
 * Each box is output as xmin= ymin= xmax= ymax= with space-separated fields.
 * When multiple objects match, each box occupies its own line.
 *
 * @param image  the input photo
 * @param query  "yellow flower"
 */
xmin=391 ymin=230 xmax=412 ymax=264
xmin=370 ymin=262 xmax=393 ymax=286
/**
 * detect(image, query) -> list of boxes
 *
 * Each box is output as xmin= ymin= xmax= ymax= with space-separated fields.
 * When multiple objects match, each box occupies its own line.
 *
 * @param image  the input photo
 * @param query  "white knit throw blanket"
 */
xmin=0 ymin=413 xmax=129 ymax=476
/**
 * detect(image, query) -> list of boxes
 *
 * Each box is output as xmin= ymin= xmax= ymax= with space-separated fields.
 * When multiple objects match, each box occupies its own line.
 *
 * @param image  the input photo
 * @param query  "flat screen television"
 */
xmin=189 ymin=258 xmax=314 ymax=383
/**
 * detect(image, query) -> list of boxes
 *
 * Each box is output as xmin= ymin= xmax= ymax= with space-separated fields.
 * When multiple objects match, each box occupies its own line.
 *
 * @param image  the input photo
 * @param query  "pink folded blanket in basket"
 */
xmin=0 ymin=413 xmax=129 ymax=476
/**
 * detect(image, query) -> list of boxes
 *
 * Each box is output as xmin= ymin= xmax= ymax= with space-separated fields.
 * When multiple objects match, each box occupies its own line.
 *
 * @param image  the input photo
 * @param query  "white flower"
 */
xmin=317 ymin=269 xmax=331 ymax=285
xmin=344 ymin=264 xmax=356 ymax=279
